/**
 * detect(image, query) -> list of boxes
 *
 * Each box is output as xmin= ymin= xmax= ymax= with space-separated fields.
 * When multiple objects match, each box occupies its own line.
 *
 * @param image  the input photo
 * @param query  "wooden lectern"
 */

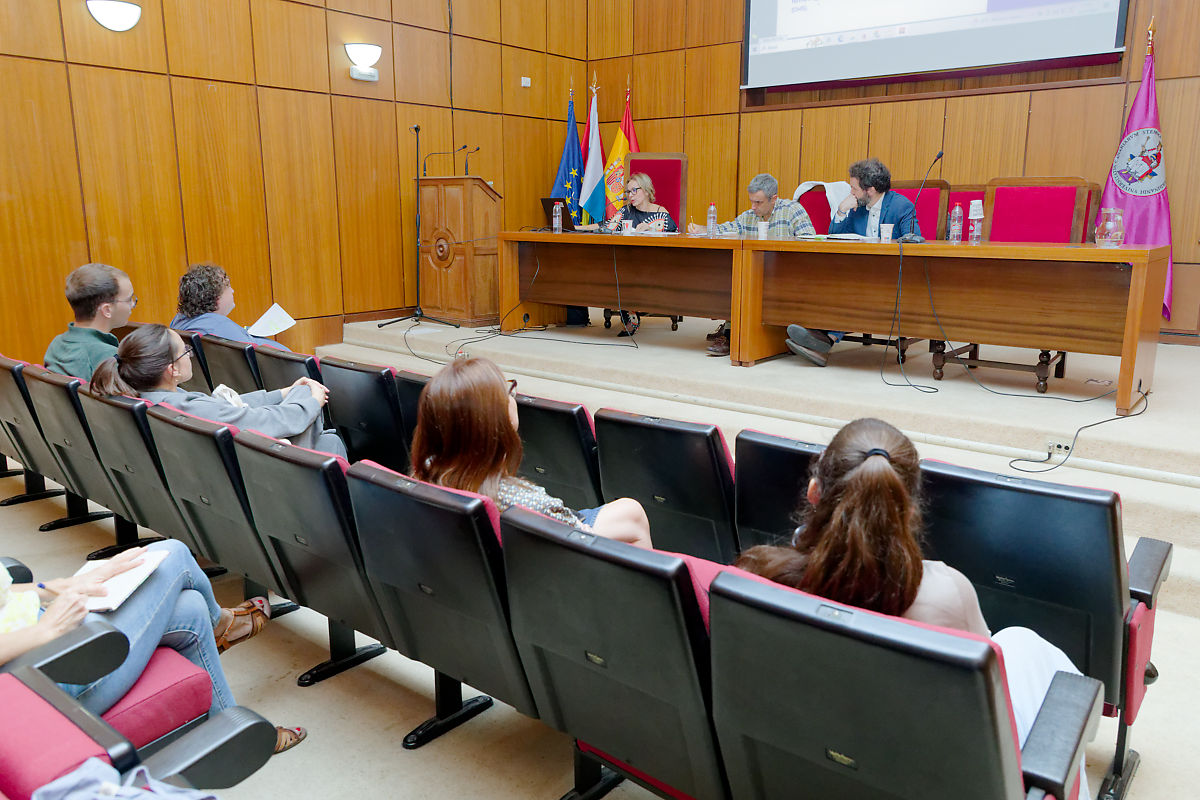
xmin=417 ymin=176 xmax=503 ymax=326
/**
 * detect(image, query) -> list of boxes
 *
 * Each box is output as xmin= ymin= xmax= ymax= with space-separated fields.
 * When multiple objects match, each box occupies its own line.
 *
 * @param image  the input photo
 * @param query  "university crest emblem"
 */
xmin=1111 ymin=128 xmax=1166 ymax=196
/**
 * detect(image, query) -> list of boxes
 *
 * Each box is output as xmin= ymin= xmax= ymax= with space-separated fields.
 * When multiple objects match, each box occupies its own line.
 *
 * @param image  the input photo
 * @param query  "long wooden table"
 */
xmin=499 ymin=231 xmax=1168 ymax=416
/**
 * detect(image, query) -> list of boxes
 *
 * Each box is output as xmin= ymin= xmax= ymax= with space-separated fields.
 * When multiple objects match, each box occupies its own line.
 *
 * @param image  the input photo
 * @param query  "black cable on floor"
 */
xmin=1007 ymin=389 xmax=1149 ymax=474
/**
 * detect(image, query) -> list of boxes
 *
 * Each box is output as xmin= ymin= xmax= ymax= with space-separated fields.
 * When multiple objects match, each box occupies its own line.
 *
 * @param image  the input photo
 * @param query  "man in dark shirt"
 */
xmin=43 ymin=263 xmax=137 ymax=380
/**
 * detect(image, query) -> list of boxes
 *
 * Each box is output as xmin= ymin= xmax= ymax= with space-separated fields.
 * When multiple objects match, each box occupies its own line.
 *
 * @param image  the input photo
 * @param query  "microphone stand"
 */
xmin=896 ymin=150 xmax=943 ymax=243
xmin=423 ymin=145 xmax=467 ymax=177
xmin=378 ymin=125 xmax=460 ymax=330
xmin=464 ymin=146 xmax=480 ymax=176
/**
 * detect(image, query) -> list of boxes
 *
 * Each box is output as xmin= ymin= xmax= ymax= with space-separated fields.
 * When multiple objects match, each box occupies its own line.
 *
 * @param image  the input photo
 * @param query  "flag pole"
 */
xmin=1146 ymin=16 xmax=1155 ymax=56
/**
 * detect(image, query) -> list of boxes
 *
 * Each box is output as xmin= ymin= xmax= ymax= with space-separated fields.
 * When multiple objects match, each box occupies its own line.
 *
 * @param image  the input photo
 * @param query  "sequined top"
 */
xmin=496 ymin=477 xmax=589 ymax=529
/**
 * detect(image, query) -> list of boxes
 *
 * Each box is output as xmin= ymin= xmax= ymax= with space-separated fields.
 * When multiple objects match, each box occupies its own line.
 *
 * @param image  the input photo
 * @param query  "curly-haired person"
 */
xmin=170 ymin=263 xmax=290 ymax=350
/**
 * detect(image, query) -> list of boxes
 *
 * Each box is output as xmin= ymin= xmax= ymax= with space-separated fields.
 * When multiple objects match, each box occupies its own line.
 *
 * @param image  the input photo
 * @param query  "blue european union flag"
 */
xmin=551 ymin=98 xmax=584 ymax=224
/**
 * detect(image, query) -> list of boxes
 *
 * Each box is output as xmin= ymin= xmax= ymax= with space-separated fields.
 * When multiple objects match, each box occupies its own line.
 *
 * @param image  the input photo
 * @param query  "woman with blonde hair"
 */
xmin=410 ymin=357 xmax=652 ymax=548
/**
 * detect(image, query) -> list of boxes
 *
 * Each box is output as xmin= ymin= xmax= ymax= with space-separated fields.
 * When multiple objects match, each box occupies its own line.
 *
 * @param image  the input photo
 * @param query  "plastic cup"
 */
xmin=757 ymin=221 xmax=769 ymax=238
xmin=880 ymin=223 xmax=894 ymax=243
xmin=621 ymin=219 xmax=633 ymax=234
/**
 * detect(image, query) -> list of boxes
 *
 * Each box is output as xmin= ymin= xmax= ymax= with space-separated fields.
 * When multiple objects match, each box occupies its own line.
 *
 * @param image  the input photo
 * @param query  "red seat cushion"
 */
xmin=101 ymin=648 xmax=211 ymax=749
xmin=989 ymin=185 xmax=1081 ymax=243
xmin=1123 ymin=601 xmax=1156 ymax=725
xmin=797 ymin=186 xmax=831 ymax=235
xmin=628 ymin=157 xmax=684 ymax=223
xmin=0 ymin=674 xmax=111 ymax=800
xmin=893 ymin=186 xmax=944 ymax=239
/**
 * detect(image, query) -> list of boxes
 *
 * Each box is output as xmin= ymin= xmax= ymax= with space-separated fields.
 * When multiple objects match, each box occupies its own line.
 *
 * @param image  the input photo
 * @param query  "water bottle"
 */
xmin=706 ymin=202 xmax=718 ymax=237
xmin=948 ymin=203 xmax=963 ymax=242
xmin=552 ymin=201 xmax=562 ymax=234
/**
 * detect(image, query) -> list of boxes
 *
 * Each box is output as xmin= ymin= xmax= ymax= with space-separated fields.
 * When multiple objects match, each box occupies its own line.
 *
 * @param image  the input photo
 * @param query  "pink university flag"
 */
xmin=1097 ymin=52 xmax=1173 ymax=318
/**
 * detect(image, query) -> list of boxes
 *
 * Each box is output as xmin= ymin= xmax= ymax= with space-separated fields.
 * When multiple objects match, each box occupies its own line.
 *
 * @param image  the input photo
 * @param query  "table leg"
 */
xmin=1115 ymin=254 xmax=1166 ymax=415
xmin=731 ymin=248 xmax=787 ymax=365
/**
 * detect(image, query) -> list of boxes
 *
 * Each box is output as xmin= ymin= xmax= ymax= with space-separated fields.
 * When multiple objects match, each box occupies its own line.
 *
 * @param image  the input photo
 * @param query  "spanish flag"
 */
xmin=602 ymin=90 xmax=640 ymax=219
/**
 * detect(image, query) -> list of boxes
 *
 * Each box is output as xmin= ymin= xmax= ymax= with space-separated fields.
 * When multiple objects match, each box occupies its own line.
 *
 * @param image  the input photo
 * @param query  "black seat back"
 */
xmin=75 ymin=392 xmax=198 ymax=550
xmin=595 ymin=409 xmax=738 ymax=563
xmin=920 ymin=460 xmax=1127 ymax=704
xmin=733 ymin=430 xmax=823 ymax=550
xmin=709 ymin=571 xmax=1022 ymax=800
xmin=197 ymin=335 xmax=261 ymax=393
xmin=346 ymin=462 xmax=536 ymax=716
xmin=320 ymin=357 xmax=407 ymax=472
xmin=21 ymin=367 xmax=133 ymax=519
xmin=516 ymin=394 xmax=603 ymax=510
xmin=392 ymin=370 xmax=429 ymax=467
xmin=174 ymin=331 xmax=212 ymax=393
xmin=232 ymin=431 xmax=389 ymax=645
xmin=501 ymin=508 xmax=725 ymax=800
xmin=253 ymin=347 xmax=321 ymax=390
xmin=0 ymin=357 xmax=70 ymax=486
xmin=145 ymin=406 xmax=288 ymax=597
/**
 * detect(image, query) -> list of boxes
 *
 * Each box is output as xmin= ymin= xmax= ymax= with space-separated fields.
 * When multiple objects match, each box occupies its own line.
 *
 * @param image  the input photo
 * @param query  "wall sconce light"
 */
xmin=86 ymin=0 xmax=142 ymax=32
xmin=345 ymin=43 xmax=383 ymax=82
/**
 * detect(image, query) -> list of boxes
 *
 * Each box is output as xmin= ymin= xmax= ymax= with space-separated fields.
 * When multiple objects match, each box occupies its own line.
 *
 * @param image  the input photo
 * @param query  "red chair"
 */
xmin=892 ymin=179 xmax=950 ymax=240
xmin=795 ymin=185 xmax=832 ymax=235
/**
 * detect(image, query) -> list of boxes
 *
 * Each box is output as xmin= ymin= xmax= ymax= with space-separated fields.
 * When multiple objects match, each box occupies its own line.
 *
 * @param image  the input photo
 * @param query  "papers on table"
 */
xmin=247 ymin=303 xmax=296 ymax=337
xmin=73 ymin=548 xmax=169 ymax=612
xmin=797 ymin=232 xmax=867 ymax=241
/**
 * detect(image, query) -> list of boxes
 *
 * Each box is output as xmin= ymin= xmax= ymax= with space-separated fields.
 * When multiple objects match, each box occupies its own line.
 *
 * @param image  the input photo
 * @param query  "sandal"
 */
xmin=214 ymin=597 xmax=271 ymax=653
xmin=274 ymin=725 xmax=307 ymax=754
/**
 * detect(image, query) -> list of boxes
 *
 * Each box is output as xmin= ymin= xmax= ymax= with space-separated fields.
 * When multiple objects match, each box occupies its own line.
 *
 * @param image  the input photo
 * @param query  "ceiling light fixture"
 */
xmin=85 ymin=0 xmax=142 ymax=32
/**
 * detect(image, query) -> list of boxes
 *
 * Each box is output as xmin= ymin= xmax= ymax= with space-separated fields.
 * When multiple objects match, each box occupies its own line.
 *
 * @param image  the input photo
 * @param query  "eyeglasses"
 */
xmin=625 ymin=186 xmax=643 ymax=197
xmin=507 ymin=378 xmax=518 ymax=397
xmin=116 ymin=293 xmax=138 ymax=309
xmin=172 ymin=346 xmax=193 ymax=363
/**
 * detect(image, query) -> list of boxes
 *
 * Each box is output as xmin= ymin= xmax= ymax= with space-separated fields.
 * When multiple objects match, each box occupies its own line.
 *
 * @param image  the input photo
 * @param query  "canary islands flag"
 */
xmin=602 ymin=90 xmax=640 ymax=219
xmin=580 ymin=86 xmax=606 ymax=224
xmin=551 ymin=95 xmax=584 ymax=226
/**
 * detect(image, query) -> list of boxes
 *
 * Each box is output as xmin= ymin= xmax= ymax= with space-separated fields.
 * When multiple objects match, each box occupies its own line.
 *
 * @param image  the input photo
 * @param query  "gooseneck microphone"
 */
xmin=463 ymin=146 xmax=481 ymax=176
xmin=897 ymin=149 xmax=943 ymax=243
xmin=422 ymin=145 xmax=467 ymax=177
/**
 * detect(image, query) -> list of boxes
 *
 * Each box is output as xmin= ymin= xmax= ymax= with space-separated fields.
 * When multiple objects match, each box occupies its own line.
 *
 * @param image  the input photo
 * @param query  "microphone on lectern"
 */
xmin=897 ymin=149 xmax=943 ymax=243
xmin=422 ymin=145 xmax=467 ymax=177
xmin=464 ymin=146 xmax=481 ymax=176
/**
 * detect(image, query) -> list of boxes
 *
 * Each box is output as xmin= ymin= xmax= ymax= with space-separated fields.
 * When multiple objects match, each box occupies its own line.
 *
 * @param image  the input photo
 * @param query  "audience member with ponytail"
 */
xmin=90 ymin=324 xmax=345 ymax=457
xmin=736 ymin=418 xmax=1091 ymax=800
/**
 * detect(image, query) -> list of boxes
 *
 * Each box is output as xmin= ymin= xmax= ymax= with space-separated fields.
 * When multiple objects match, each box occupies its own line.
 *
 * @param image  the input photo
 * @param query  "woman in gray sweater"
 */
xmin=90 ymin=324 xmax=344 ymax=458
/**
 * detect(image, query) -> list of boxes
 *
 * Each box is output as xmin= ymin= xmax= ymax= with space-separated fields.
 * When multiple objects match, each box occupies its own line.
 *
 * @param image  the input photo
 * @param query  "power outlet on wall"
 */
xmin=1045 ymin=438 xmax=1073 ymax=456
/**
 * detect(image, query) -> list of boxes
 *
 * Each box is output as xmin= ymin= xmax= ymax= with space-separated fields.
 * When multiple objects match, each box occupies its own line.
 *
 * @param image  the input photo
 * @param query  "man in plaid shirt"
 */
xmin=687 ymin=174 xmax=816 ymax=355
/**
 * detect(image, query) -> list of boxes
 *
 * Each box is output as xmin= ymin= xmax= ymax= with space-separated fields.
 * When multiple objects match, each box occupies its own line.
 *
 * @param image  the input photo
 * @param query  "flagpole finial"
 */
xmin=591 ymin=71 xmax=598 ymax=93
xmin=1146 ymin=16 xmax=1155 ymax=56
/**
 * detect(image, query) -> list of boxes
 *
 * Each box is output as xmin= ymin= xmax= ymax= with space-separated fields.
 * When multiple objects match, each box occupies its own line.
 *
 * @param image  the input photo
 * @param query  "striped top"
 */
xmin=714 ymin=198 xmax=816 ymax=237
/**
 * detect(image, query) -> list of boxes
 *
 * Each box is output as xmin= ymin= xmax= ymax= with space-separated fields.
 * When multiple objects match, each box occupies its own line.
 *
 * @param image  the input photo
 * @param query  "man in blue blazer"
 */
xmin=786 ymin=158 xmax=920 ymax=366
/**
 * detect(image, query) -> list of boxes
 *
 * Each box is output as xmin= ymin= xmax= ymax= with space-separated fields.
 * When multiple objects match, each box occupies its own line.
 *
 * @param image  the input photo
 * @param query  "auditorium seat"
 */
xmin=232 ymin=430 xmax=388 ymax=685
xmin=393 ymin=369 xmax=429 ymax=470
xmin=145 ymin=405 xmax=295 ymax=605
xmin=253 ymin=345 xmax=322 ymax=390
xmin=0 ymin=618 xmax=274 ymax=800
xmin=733 ymin=430 xmax=823 ymax=550
xmin=76 ymin=392 xmax=202 ymax=553
xmin=709 ymin=569 xmax=1101 ymax=800
xmin=197 ymin=335 xmax=262 ymax=394
xmin=346 ymin=462 xmax=536 ymax=747
xmin=501 ymin=507 xmax=727 ymax=800
xmin=20 ymin=367 xmax=142 ymax=544
xmin=515 ymin=392 xmax=603 ymax=510
xmin=594 ymin=409 xmax=737 ymax=563
xmin=921 ymin=459 xmax=1171 ymax=798
xmin=174 ymin=331 xmax=212 ymax=392
xmin=319 ymin=356 xmax=408 ymax=473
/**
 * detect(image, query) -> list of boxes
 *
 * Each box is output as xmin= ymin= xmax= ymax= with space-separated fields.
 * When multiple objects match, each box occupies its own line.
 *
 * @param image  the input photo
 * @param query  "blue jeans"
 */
xmin=59 ymin=539 xmax=235 ymax=715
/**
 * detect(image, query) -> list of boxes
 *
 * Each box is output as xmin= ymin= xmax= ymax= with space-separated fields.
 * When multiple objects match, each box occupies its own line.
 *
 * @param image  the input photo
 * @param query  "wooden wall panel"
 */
xmin=397 ymin=103 xmax=453 ymax=305
xmin=328 ymin=10 xmax=394 ymax=100
xmin=60 ymin=0 xmax=167 ymax=72
xmin=257 ymin=88 xmax=343 ymax=318
xmin=867 ymin=98 xmax=946 ymax=180
xmin=453 ymin=110 xmax=505 ymax=192
xmin=0 ymin=57 xmax=88 ymax=363
xmin=502 ymin=116 xmax=551 ymax=229
xmin=942 ymin=92 xmax=1030 ymax=185
xmin=1154 ymin=78 xmax=1200 ymax=263
xmin=738 ymin=110 xmax=802 ymax=201
xmin=70 ymin=66 xmax=186 ymax=324
xmin=171 ymin=78 xmax=272 ymax=325
xmin=329 ymin=0 xmax=392 ymax=20
xmin=546 ymin=56 xmax=587 ymax=121
xmin=636 ymin=117 xmax=684 ymax=153
xmin=0 ymin=0 xmax=65 ymax=60
xmin=333 ymin=96 xmax=405 ymax=313
xmin=451 ymin=36 xmax=502 ymax=112
xmin=502 ymin=0 xmax=547 ymax=52
xmin=250 ymin=0 xmax=329 ymax=93
xmin=547 ymin=0 xmax=586 ymax=58
xmin=589 ymin=56 xmax=633 ymax=122
xmin=800 ymin=105 xmax=869 ymax=181
xmin=394 ymin=24 xmax=450 ymax=106
xmin=1125 ymin=0 xmax=1200 ymax=81
xmin=502 ymin=46 xmax=548 ymax=118
xmin=683 ymin=114 xmax=739 ymax=224
xmin=452 ymin=0 xmax=501 ymax=41
xmin=634 ymin=0 xmax=685 ymax=54
xmin=685 ymin=0 xmax=742 ymax=48
xmin=588 ymin=0 xmax=633 ymax=60
xmin=633 ymin=50 xmax=685 ymax=119
xmin=1025 ymin=84 xmax=1124 ymax=187
xmin=276 ymin=315 xmax=346 ymax=353
xmin=685 ymin=44 xmax=741 ymax=116
xmin=394 ymin=0 xmax=449 ymax=31
xmin=163 ymin=0 xmax=255 ymax=83
xmin=1164 ymin=263 xmax=1200 ymax=330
